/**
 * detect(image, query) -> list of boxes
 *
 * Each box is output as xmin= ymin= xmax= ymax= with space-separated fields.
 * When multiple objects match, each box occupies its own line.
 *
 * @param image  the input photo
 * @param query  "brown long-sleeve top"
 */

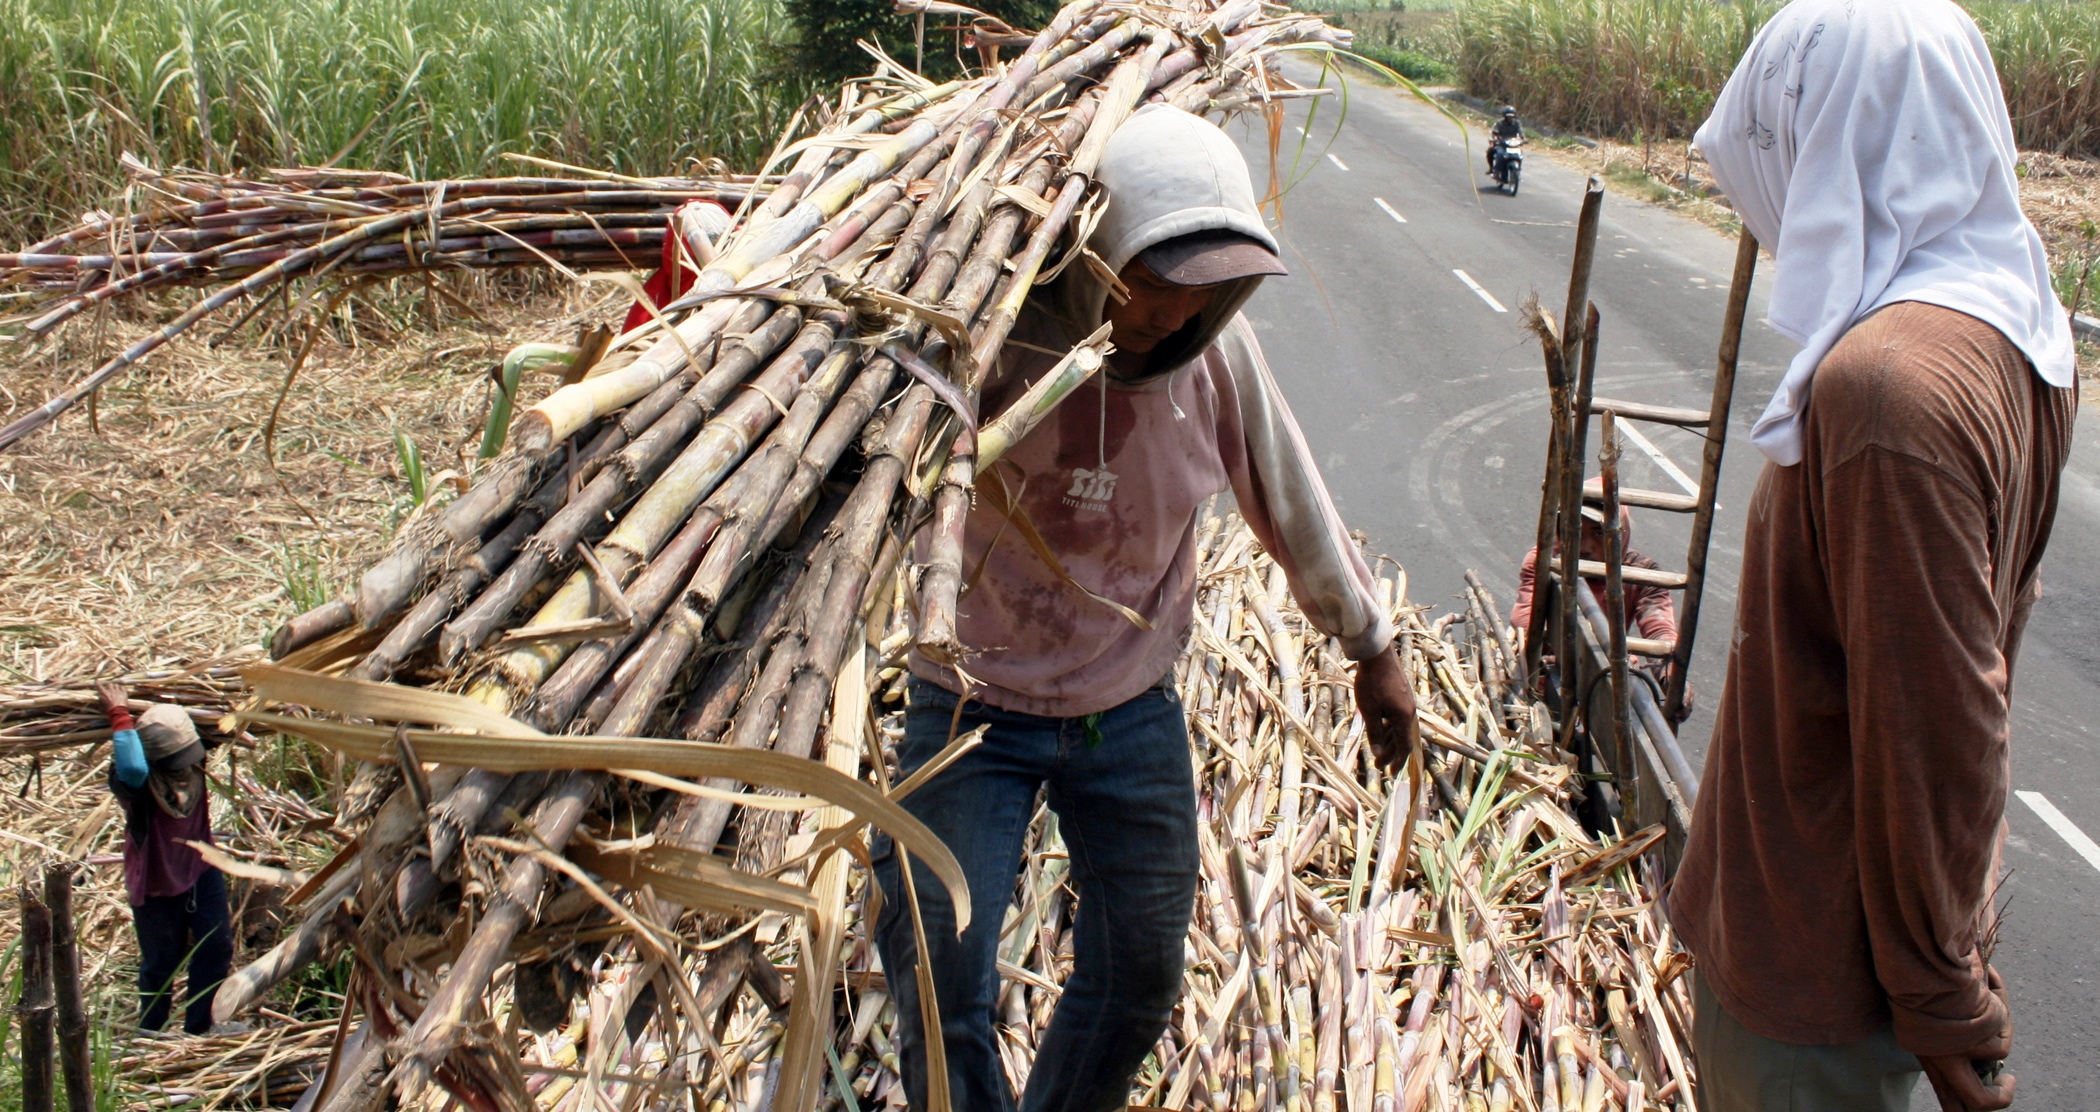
xmin=1671 ymin=302 xmax=2075 ymax=1055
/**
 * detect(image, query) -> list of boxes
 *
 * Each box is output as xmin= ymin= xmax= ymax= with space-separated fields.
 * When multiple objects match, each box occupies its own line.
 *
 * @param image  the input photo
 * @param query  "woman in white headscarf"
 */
xmin=1668 ymin=1 xmax=2077 ymax=1110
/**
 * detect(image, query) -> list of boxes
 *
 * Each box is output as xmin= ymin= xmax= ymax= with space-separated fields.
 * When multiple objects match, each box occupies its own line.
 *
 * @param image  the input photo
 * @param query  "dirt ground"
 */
xmin=0 ymin=275 xmax=610 ymax=679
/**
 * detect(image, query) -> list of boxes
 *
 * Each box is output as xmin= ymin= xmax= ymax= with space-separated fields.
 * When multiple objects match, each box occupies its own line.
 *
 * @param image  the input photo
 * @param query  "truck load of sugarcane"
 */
xmin=0 ymin=0 xmax=1702 ymax=1109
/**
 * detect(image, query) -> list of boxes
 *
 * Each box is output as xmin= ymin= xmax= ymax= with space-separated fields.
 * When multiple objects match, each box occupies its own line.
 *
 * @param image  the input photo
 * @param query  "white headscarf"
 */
xmin=1695 ymin=0 xmax=2076 ymax=466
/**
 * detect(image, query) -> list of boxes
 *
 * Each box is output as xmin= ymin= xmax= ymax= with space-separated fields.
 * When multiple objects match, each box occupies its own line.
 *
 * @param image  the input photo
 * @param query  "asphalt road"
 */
xmin=1223 ymin=64 xmax=2100 ymax=1107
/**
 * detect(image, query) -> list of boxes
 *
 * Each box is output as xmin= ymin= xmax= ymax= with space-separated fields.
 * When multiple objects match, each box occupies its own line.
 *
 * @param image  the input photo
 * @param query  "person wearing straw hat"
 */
xmin=1669 ymin=1 xmax=2077 ymax=1109
xmin=873 ymin=104 xmax=1418 ymax=1111
xmin=98 ymin=683 xmax=236 ymax=1037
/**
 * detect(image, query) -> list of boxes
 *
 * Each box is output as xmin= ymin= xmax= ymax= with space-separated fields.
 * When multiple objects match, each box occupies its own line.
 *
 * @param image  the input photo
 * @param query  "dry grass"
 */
xmin=0 ymin=682 xmax=351 ymax=1106
xmin=0 ymin=274 xmax=625 ymax=679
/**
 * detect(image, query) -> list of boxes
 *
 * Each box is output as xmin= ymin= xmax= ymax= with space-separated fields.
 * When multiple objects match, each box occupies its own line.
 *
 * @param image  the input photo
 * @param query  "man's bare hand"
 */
xmin=95 ymin=681 xmax=128 ymax=716
xmin=1921 ymin=966 xmax=2014 ymax=1111
xmin=1355 ymin=643 xmax=1417 ymax=772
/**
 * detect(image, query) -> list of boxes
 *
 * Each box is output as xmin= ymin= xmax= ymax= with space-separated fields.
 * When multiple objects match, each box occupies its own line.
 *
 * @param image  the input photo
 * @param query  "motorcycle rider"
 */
xmin=1489 ymin=106 xmax=1523 ymax=174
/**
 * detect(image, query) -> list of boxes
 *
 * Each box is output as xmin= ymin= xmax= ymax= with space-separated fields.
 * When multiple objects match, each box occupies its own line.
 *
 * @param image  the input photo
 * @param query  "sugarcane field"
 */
xmin=3 ymin=0 xmax=2098 ymax=1109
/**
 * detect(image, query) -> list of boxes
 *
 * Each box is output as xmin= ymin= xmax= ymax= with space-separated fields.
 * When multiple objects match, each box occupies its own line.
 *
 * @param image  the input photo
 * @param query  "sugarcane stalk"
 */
xmin=531 ymin=343 xmax=861 ymax=731
xmin=667 ymin=526 xmax=818 ymax=746
xmin=18 ymin=884 xmax=54 ymax=1112
xmin=352 ymin=321 xmax=710 ymax=632
xmin=438 ymin=298 xmax=794 ymax=665
xmin=932 ymin=0 xmax=1101 ymax=215
xmin=386 ymin=770 xmax=600 ymax=1098
xmin=510 ymin=293 xmax=756 ymax=455
xmin=643 ymin=535 xmax=843 ymax=852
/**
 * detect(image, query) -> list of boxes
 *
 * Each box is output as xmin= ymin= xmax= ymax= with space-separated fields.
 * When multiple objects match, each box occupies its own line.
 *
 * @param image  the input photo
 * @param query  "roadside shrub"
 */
xmin=782 ymin=0 xmax=1061 ymax=84
xmin=1354 ymin=42 xmax=1456 ymax=83
xmin=1448 ymin=0 xmax=2100 ymax=157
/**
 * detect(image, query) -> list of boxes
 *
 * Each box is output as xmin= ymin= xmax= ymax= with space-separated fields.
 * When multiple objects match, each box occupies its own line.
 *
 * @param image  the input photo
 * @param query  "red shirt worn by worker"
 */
xmin=1508 ymin=542 xmax=1677 ymax=646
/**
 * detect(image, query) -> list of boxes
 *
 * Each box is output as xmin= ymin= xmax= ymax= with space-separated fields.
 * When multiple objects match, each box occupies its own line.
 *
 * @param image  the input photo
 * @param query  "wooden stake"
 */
xmin=18 ymin=884 xmax=55 ymax=1112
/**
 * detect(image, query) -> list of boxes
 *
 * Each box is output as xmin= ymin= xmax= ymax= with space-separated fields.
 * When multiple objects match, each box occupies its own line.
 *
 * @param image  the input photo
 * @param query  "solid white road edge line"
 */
xmin=1374 ymin=197 xmax=1408 ymax=224
xmin=2016 ymin=791 xmax=2100 ymax=875
xmin=1452 ymin=269 xmax=1508 ymax=313
xmin=1617 ymin=420 xmax=1700 ymax=496
xmin=1327 ymin=152 xmax=1350 ymax=172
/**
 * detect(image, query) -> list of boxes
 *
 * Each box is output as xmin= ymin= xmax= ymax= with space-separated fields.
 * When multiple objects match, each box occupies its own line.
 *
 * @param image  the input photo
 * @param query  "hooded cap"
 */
xmin=1050 ymin=104 xmax=1282 ymax=379
xmin=137 ymin=703 xmax=206 ymax=772
xmin=1694 ymin=0 xmax=2076 ymax=466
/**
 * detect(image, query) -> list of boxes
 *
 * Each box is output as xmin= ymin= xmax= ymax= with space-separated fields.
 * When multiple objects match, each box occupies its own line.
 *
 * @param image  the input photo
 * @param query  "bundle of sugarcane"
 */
xmin=418 ymin=512 xmax=1696 ymax=1110
xmin=191 ymin=3 xmax=1359 ymax=1110
xmin=0 ymin=654 xmax=259 ymax=759
xmin=0 ymin=159 xmax=764 ymax=450
xmin=0 ymin=154 xmax=767 ymax=320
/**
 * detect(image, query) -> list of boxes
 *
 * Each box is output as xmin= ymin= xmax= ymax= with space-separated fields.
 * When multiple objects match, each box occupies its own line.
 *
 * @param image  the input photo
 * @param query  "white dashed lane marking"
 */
xmin=1326 ymin=152 xmax=1349 ymax=172
xmin=2017 ymin=791 xmax=2100 ymax=875
xmin=1617 ymin=420 xmax=1700 ymax=496
xmin=1452 ymin=269 xmax=1507 ymax=313
xmin=1374 ymin=197 xmax=1407 ymax=224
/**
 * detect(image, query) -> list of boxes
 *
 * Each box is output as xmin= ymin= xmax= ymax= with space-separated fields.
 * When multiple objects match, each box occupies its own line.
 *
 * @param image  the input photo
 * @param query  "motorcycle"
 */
xmin=1490 ymin=135 xmax=1524 ymax=196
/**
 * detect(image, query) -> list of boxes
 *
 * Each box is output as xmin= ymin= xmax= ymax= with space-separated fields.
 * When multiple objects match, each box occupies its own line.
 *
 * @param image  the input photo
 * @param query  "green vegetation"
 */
xmin=783 ymin=0 xmax=1057 ymax=84
xmin=0 ymin=0 xmax=802 ymax=242
xmin=1353 ymin=42 xmax=1455 ymax=83
xmin=1970 ymin=1 xmax=2100 ymax=157
xmin=2053 ymin=219 xmax=2098 ymax=316
xmin=1323 ymin=8 xmax=1457 ymax=83
xmin=1442 ymin=0 xmax=2100 ymax=156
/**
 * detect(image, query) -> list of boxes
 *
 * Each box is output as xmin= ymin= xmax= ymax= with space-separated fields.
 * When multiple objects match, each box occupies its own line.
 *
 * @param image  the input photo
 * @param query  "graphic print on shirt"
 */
xmin=1063 ymin=466 xmax=1119 ymax=512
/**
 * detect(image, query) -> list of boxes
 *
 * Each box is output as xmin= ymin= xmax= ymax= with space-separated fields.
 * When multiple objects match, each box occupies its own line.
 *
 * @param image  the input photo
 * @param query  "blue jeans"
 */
xmin=873 ymin=677 xmax=1199 ymax=1112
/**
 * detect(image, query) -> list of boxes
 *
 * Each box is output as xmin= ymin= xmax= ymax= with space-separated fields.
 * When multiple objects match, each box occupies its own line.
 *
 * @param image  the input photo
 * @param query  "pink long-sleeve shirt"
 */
xmin=910 ymin=309 xmax=1395 ymax=717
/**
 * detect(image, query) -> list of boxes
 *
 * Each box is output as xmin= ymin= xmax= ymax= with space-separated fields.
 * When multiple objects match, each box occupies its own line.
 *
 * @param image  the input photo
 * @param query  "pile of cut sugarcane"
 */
xmin=176 ymin=510 xmax=1693 ymax=1112
xmin=1148 ymin=514 xmax=1696 ymax=1110
xmin=0 ymin=656 xmax=258 ymax=760
xmin=137 ymin=3 xmax=1383 ymax=1110
xmin=0 ymin=156 xmax=766 ymax=313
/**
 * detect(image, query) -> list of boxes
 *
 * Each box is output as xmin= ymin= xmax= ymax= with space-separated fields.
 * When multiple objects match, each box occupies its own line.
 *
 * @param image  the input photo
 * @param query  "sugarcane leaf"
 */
xmin=242 ymin=662 xmax=543 ymax=738
xmin=570 ymin=842 xmax=814 ymax=917
xmin=233 ymin=710 xmax=974 ymax=929
xmin=1562 ymin=823 xmax=1666 ymax=889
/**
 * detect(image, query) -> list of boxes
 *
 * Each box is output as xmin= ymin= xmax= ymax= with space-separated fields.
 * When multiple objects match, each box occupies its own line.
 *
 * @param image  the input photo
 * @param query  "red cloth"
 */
xmin=622 ymin=200 xmax=728 ymax=333
xmin=115 ymin=780 xmax=212 ymax=908
xmin=1509 ymin=543 xmax=1677 ymax=645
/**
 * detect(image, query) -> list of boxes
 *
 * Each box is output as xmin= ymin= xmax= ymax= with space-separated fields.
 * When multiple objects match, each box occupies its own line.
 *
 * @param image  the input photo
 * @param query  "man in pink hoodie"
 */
xmin=874 ymin=105 xmax=1417 ymax=1111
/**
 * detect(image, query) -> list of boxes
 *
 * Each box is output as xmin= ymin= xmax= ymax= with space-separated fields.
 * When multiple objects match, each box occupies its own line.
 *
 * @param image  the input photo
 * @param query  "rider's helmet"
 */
xmin=1501 ymin=106 xmax=1517 ymax=118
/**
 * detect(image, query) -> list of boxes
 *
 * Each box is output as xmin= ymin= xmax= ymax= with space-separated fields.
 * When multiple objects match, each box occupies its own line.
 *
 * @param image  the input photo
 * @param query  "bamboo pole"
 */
xmin=1599 ymin=411 xmax=1634 ymax=820
xmin=1666 ymin=230 xmax=1757 ymax=725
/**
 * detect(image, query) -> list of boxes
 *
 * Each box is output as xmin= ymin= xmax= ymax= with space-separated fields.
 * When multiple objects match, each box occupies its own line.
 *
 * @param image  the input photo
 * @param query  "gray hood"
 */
xmin=1044 ymin=104 xmax=1279 ymax=380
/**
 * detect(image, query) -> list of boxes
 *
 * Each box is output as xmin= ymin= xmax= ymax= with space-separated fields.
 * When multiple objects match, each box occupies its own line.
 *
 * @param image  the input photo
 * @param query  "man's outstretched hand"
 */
xmin=1921 ymin=966 xmax=2015 ymax=1111
xmin=1355 ymin=643 xmax=1417 ymax=772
